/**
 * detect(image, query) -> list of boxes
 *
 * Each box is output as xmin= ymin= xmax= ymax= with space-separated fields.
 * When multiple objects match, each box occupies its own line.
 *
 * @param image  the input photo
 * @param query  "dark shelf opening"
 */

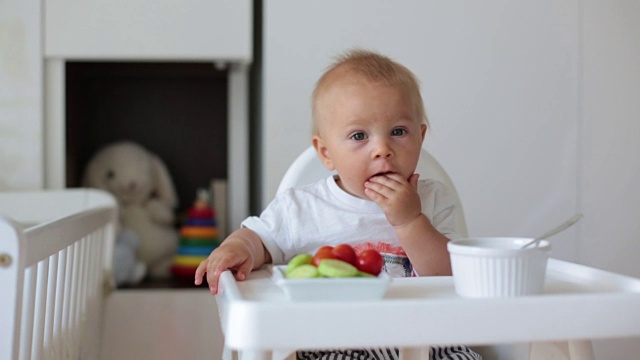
xmin=65 ymin=61 xmax=231 ymax=289
xmin=65 ymin=61 xmax=229 ymax=216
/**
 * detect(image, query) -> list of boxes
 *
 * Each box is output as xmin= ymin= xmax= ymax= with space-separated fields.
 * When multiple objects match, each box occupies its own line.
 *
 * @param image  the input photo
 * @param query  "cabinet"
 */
xmin=42 ymin=0 xmax=252 ymax=230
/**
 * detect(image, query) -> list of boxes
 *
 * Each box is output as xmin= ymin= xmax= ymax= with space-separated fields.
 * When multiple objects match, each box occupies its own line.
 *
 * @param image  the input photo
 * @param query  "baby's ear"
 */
xmin=312 ymin=136 xmax=335 ymax=171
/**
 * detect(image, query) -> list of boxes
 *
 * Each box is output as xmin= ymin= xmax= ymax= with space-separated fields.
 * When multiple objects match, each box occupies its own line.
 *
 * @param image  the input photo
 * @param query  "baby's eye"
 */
xmin=351 ymin=132 xmax=367 ymax=141
xmin=391 ymin=128 xmax=407 ymax=136
xmin=106 ymin=170 xmax=115 ymax=180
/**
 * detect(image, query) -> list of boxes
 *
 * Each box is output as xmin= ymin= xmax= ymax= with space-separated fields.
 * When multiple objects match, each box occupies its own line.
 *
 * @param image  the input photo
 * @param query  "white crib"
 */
xmin=0 ymin=189 xmax=117 ymax=360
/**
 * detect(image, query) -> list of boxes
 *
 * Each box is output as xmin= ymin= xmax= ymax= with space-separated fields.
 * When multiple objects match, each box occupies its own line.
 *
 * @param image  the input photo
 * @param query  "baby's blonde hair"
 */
xmin=311 ymin=49 xmax=428 ymax=135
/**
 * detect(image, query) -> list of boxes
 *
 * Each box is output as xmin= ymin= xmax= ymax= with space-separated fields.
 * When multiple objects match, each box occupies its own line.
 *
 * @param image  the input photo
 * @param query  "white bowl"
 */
xmin=447 ymin=237 xmax=551 ymax=298
xmin=272 ymin=265 xmax=391 ymax=302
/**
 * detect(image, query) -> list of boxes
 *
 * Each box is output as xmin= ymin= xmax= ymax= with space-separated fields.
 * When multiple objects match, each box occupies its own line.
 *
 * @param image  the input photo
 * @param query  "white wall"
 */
xmin=582 ymin=1 xmax=640 ymax=357
xmin=262 ymin=0 xmax=580 ymax=259
xmin=262 ymin=1 xmax=640 ymax=357
xmin=0 ymin=1 xmax=43 ymax=190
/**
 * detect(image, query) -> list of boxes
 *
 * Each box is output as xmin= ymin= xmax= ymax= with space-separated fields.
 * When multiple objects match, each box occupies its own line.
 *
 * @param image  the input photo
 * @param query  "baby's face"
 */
xmin=313 ymin=79 xmax=426 ymax=199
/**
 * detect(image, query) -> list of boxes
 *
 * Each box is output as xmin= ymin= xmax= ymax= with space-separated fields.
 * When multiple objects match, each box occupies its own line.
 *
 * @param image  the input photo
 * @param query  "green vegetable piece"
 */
xmin=286 ymin=264 xmax=319 ymax=279
xmin=285 ymin=253 xmax=313 ymax=275
xmin=355 ymin=271 xmax=376 ymax=278
xmin=317 ymin=259 xmax=358 ymax=278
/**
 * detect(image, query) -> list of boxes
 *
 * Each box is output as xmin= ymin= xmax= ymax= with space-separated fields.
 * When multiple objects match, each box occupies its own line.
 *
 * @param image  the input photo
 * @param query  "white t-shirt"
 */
xmin=241 ymin=175 xmax=460 ymax=277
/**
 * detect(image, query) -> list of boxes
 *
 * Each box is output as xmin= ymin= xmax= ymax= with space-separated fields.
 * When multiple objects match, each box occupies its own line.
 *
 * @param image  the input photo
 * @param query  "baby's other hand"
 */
xmin=194 ymin=240 xmax=255 ymax=295
xmin=364 ymin=173 xmax=422 ymax=227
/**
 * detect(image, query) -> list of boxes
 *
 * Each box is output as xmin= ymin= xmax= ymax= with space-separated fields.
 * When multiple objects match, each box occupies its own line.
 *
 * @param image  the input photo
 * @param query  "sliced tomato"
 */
xmin=312 ymin=247 xmax=336 ymax=267
xmin=356 ymin=249 xmax=384 ymax=276
xmin=331 ymin=244 xmax=357 ymax=267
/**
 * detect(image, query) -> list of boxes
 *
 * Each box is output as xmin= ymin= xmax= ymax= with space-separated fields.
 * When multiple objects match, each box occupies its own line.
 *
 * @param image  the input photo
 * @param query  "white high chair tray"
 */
xmin=216 ymin=258 xmax=640 ymax=355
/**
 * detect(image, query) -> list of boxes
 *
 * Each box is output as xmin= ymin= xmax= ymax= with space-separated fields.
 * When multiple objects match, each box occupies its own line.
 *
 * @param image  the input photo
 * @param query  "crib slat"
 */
xmin=83 ymin=234 xmax=96 ymax=359
xmin=44 ymin=254 xmax=58 ymax=359
xmin=31 ymin=259 xmax=50 ymax=359
xmin=19 ymin=267 xmax=36 ymax=360
xmin=86 ymin=232 xmax=102 ymax=358
xmin=90 ymin=230 xmax=101 ymax=296
xmin=69 ymin=241 xmax=81 ymax=360
xmin=62 ymin=243 xmax=76 ymax=360
xmin=78 ymin=238 xmax=89 ymax=358
xmin=80 ymin=236 xmax=90 ymax=315
xmin=81 ymin=238 xmax=90 ymax=353
xmin=53 ymin=248 xmax=68 ymax=360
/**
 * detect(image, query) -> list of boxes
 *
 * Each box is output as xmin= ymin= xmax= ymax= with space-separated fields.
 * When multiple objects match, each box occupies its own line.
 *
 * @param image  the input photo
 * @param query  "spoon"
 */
xmin=521 ymin=213 xmax=584 ymax=249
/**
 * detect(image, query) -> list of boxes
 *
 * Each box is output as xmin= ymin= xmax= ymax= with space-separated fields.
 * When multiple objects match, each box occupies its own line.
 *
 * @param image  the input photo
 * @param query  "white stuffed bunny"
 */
xmin=83 ymin=141 xmax=179 ymax=279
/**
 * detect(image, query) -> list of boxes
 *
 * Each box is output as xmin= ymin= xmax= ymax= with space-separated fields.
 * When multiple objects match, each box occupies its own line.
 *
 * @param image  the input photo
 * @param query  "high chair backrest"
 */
xmin=277 ymin=146 xmax=468 ymax=237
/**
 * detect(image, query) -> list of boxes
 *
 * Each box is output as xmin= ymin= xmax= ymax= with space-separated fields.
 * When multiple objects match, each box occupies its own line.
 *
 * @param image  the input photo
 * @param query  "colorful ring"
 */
xmin=180 ymin=226 xmax=218 ymax=238
xmin=184 ymin=218 xmax=216 ymax=227
xmin=177 ymin=245 xmax=217 ymax=256
xmin=173 ymin=255 xmax=208 ymax=267
xmin=187 ymin=207 xmax=215 ymax=219
xmin=180 ymin=237 xmax=220 ymax=247
xmin=171 ymin=264 xmax=199 ymax=277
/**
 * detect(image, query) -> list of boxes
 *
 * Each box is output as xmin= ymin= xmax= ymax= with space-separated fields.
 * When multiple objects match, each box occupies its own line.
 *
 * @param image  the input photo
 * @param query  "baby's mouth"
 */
xmin=369 ymin=171 xmax=395 ymax=179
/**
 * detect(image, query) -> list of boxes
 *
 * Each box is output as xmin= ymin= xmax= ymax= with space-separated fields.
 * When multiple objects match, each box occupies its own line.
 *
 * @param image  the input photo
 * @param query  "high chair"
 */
xmin=277 ymin=146 xmax=469 ymax=238
xmin=273 ymin=146 xmax=594 ymax=360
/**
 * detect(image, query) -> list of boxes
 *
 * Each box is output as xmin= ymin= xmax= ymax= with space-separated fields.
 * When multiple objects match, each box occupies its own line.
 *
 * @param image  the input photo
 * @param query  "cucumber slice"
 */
xmin=286 ymin=264 xmax=319 ymax=279
xmin=317 ymin=259 xmax=358 ymax=278
xmin=355 ymin=271 xmax=376 ymax=278
xmin=285 ymin=253 xmax=313 ymax=275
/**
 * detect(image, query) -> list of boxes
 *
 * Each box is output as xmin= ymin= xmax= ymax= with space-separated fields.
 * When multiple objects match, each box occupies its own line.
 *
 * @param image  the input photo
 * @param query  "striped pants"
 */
xmin=297 ymin=345 xmax=482 ymax=359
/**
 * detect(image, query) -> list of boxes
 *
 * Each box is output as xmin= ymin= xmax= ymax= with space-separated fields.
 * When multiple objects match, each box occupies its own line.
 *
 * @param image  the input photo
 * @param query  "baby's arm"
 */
xmin=194 ymin=227 xmax=272 ymax=295
xmin=364 ymin=173 xmax=451 ymax=276
xmin=393 ymin=212 xmax=452 ymax=276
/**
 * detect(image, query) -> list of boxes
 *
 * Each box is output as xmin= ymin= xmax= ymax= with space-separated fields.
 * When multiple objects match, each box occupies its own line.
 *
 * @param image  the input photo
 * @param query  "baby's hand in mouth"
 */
xmin=364 ymin=172 xmax=404 ymax=194
xmin=368 ymin=171 xmax=396 ymax=181
xmin=364 ymin=173 xmax=422 ymax=226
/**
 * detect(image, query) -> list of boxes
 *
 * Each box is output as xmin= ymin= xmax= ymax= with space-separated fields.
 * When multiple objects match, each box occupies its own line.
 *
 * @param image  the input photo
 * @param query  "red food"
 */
xmin=312 ymin=247 xmax=336 ymax=267
xmin=316 ymin=245 xmax=334 ymax=253
xmin=331 ymin=244 xmax=357 ymax=266
xmin=356 ymin=249 xmax=385 ymax=276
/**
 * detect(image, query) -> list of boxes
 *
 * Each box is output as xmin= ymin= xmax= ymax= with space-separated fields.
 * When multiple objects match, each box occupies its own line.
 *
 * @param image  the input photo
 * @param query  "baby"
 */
xmin=195 ymin=49 xmax=481 ymax=360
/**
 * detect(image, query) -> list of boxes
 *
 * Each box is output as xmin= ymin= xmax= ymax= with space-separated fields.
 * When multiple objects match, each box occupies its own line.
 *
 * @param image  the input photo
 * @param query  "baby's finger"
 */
xmin=205 ymin=268 xmax=222 ymax=295
xmin=234 ymin=260 xmax=254 ymax=282
xmin=409 ymin=173 xmax=420 ymax=189
xmin=384 ymin=172 xmax=408 ymax=184
xmin=194 ymin=258 xmax=209 ymax=285
xmin=204 ymin=258 xmax=229 ymax=295
xmin=364 ymin=187 xmax=380 ymax=201
xmin=365 ymin=179 xmax=394 ymax=198
xmin=368 ymin=173 xmax=407 ymax=190
xmin=206 ymin=255 xmax=245 ymax=294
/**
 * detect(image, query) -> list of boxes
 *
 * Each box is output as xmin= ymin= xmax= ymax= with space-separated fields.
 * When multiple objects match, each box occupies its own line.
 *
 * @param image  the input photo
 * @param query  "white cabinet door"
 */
xmin=45 ymin=0 xmax=252 ymax=62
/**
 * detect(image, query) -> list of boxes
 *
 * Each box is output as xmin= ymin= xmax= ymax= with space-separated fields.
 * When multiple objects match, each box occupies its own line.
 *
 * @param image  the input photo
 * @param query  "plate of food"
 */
xmin=272 ymin=244 xmax=392 ymax=302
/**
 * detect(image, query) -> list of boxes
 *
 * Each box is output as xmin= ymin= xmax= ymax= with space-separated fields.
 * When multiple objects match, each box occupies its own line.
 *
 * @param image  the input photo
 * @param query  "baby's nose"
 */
xmin=372 ymin=141 xmax=394 ymax=159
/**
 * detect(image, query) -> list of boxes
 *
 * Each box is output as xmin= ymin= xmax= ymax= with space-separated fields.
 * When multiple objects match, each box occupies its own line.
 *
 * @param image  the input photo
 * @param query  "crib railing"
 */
xmin=0 ymin=189 xmax=117 ymax=360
